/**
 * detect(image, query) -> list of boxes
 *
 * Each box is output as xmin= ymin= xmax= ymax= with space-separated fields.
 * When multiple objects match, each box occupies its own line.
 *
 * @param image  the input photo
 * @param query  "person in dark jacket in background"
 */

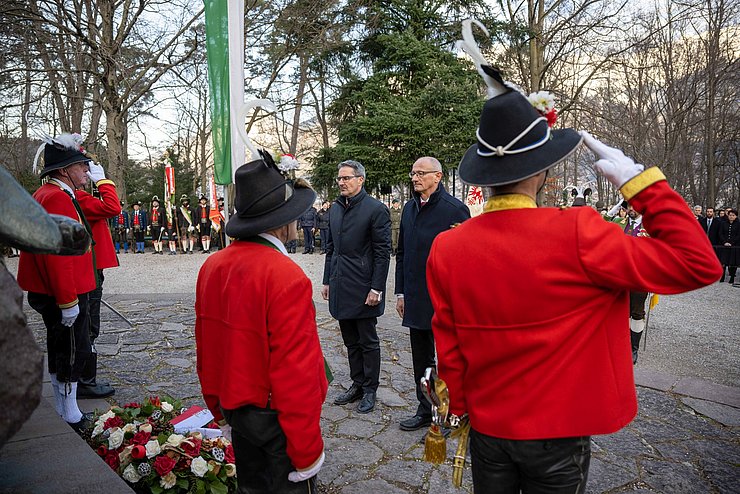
xmin=322 ymin=160 xmax=391 ymax=414
xmin=395 ymin=156 xmax=470 ymax=432
xmin=300 ymin=203 xmax=317 ymax=253
xmin=316 ymin=201 xmax=331 ymax=254
xmin=718 ymin=208 xmax=740 ymax=283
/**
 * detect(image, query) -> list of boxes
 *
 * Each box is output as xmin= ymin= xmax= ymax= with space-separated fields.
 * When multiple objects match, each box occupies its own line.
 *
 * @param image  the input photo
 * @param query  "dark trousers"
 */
xmin=338 ymin=318 xmax=380 ymax=392
xmin=410 ymin=328 xmax=435 ymax=417
xmin=82 ymin=270 xmax=104 ymax=384
xmin=470 ymin=429 xmax=590 ymax=494
xmin=319 ymin=229 xmax=328 ymax=252
xmin=27 ymin=291 xmax=91 ymax=382
xmin=302 ymin=227 xmax=314 ymax=252
xmin=629 ymin=291 xmax=649 ymax=320
xmin=222 ymin=405 xmax=316 ymax=494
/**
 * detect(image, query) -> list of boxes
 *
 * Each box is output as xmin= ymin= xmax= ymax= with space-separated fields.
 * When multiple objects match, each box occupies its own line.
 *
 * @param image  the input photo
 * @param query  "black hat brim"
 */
xmin=39 ymin=153 xmax=89 ymax=178
xmin=224 ymin=187 xmax=316 ymax=239
xmin=458 ymin=128 xmax=583 ymax=187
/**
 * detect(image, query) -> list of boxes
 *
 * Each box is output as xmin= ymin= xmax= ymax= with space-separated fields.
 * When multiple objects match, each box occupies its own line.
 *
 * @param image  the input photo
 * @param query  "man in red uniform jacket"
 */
xmin=426 ymin=59 xmax=721 ymax=491
xmin=17 ymin=133 xmax=99 ymax=431
xmin=196 ymin=151 xmax=328 ymax=493
xmin=76 ymin=162 xmax=121 ymax=398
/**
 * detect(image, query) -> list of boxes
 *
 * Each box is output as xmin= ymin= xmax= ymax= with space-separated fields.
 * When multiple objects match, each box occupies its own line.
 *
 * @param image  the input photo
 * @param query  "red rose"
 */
xmin=97 ymin=445 xmax=108 ymax=457
xmin=122 ymin=402 xmax=141 ymax=409
xmin=104 ymin=451 xmax=120 ymax=470
xmin=131 ymin=445 xmax=147 ymax=459
xmin=153 ymin=455 xmax=177 ymax=476
xmin=180 ymin=437 xmax=202 ymax=457
xmin=150 ymin=396 xmax=162 ymax=407
xmin=131 ymin=431 xmax=151 ymax=445
xmin=545 ymin=109 xmax=557 ymax=127
xmin=104 ymin=416 xmax=124 ymax=429
xmin=224 ymin=444 xmax=235 ymax=464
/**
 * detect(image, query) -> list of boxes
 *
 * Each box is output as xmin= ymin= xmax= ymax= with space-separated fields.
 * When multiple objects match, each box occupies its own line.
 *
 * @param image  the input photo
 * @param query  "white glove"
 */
xmin=288 ymin=452 xmax=324 ymax=483
xmin=86 ymin=161 xmax=106 ymax=183
xmin=607 ymin=199 xmax=623 ymax=217
xmin=126 ymin=228 xmax=130 ymax=234
xmin=580 ymin=131 xmax=644 ymax=188
xmin=188 ymin=225 xmax=195 ymax=233
xmin=161 ymin=226 xmax=165 ymax=231
xmin=60 ymin=305 xmax=80 ymax=327
xmin=219 ymin=424 xmax=232 ymax=442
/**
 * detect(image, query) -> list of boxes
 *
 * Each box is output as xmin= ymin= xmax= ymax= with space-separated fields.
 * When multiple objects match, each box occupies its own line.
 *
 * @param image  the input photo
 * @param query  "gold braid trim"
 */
xmin=95 ymin=179 xmax=116 ymax=187
xmin=483 ymin=194 xmax=537 ymax=213
xmin=451 ymin=419 xmax=471 ymax=488
xmin=58 ymin=299 xmax=79 ymax=309
xmin=619 ymin=167 xmax=666 ymax=202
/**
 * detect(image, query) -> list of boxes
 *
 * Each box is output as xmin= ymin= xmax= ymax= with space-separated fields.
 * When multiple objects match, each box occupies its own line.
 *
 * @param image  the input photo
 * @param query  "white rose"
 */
xmin=122 ymin=423 xmax=137 ymax=434
xmin=225 ymin=463 xmax=236 ymax=477
xmin=160 ymin=401 xmax=174 ymax=413
xmin=145 ymin=439 xmax=161 ymax=458
xmin=166 ymin=434 xmax=185 ymax=447
xmin=100 ymin=410 xmax=116 ymax=422
xmin=122 ymin=463 xmax=142 ymax=483
xmin=91 ymin=423 xmax=104 ymax=437
xmin=138 ymin=423 xmax=153 ymax=434
xmin=108 ymin=428 xmax=125 ymax=449
xmin=160 ymin=471 xmax=177 ymax=489
xmin=190 ymin=456 xmax=209 ymax=478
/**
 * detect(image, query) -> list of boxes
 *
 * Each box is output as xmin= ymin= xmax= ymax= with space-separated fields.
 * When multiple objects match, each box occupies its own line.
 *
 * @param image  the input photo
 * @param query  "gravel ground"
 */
xmin=5 ymin=250 xmax=739 ymax=387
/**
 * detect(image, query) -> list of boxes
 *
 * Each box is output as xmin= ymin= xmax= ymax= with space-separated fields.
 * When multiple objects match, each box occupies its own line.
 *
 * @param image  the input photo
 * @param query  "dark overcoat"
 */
xmin=323 ymin=188 xmax=391 ymax=320
xmin=395 ymin=183 xmax=470 ymax=330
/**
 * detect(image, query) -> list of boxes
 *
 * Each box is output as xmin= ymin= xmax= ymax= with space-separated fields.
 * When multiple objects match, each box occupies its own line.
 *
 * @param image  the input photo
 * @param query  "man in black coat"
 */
xmin=394 ymin=157 xmax=470 ymax=431
xmin=300 ymin=204 xmax=317 ymax=253
xmin=316 ymin=201 xmax=331 ymax=254
xmin=699 ymin=207 xmax=721 ymax=246
xmin=322 ymin=160 xmax=391 ymax=414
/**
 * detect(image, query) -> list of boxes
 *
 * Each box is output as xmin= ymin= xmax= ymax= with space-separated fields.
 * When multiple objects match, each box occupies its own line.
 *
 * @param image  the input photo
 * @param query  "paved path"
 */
xmin=20 ymin=291 xmax=739 ymax=493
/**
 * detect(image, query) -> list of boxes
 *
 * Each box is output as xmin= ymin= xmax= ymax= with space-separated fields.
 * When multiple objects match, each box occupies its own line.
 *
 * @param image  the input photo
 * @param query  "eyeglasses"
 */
xmin=335 ymin=175 xmax=360 ymax=183
xmin=409 ymin=170 xmax=441 ymax=178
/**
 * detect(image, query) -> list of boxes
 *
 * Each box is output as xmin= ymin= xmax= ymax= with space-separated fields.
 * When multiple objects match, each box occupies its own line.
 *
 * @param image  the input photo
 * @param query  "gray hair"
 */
xmin=338 ymin=160 xmax=366 ymax=179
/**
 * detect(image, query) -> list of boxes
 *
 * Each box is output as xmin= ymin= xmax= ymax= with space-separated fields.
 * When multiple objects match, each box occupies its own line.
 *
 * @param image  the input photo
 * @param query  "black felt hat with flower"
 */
xmin=457 ymin=20 xmax=582 ymax=187
xmin=33 ymin=133 xmax=92 ymax=178
xmin=224 ymin=149 xmax=316 ymax=239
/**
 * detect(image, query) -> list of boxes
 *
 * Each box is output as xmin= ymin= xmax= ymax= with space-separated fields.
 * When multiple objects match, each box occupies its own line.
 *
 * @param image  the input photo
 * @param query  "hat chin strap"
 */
xmin=476 ymin=116 xmax=550 ymax=157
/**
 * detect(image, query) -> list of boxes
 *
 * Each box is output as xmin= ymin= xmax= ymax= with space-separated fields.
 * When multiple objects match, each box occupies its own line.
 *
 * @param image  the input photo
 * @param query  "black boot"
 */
xmin=333 ymin=383 xmax=363 ymax=405
xmin=729 ymin=267 xmax=736 ymax=284
xmin=78 ymin=353 xmax=115 ymax=398
xmin=720 ymin=266 xmax=726 ymax=282
xmin=630 ymin=330 xmax=643 ymax=365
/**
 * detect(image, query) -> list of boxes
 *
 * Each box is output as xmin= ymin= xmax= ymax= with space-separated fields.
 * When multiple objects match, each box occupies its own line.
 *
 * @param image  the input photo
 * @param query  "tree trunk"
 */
xmin=289 ymin=54 xmax=308 ymax=155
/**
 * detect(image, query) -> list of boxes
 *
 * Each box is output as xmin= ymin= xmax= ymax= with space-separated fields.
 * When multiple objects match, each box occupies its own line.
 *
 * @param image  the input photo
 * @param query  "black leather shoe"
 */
xmin=400 ymin=414 xmax=432 ymax=431
xmin=77 ymin=383 xmax=115 ymax=398
xmin=334 ymin=384 xmax=363 ymax=405
xmin=69 ymin=412 xmax=95 ymax=434
xmin=356 ymin=391 xmax=376 ymax=414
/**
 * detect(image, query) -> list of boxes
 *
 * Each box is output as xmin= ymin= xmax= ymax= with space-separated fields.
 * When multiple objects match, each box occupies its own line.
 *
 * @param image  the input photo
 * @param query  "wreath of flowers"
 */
xmin=85 ymin=396 xmax=237 ymax=494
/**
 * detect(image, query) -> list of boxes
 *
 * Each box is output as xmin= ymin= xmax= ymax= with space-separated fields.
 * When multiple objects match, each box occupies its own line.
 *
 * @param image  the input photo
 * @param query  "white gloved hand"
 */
xmin=160 ymin=226 xmax=165 ymax=231
xmin=188 ymin=226 xmax=195 ymax=233
xmin=607 ymin=199 xmax=624 ymax=217
xmin=219 ymin=424 xmax=232 ymax=442
xmin=126 ymin=228 xmax=130 ymax=234
xmin=580 ymin=131 xmax=644 ymax=188
xmin=86 ymin=161 xmax=106 ymax=183
xmin=60 ymin=305 xmax=80 ymax=327
xmin=288 ymin=452 xmax=325 ymax=483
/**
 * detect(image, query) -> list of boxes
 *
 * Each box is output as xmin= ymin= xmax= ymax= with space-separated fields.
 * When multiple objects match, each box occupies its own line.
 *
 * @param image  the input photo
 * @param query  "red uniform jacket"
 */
xmin=195 ymin=240 xmax=328 ymax=469
xmin=427 ymin=169 xmax=721 ymax=440
xmin=17 ymin=182 xmax=97 ymax=308
xmin=76 ymin=180 xmax=121 ymax=269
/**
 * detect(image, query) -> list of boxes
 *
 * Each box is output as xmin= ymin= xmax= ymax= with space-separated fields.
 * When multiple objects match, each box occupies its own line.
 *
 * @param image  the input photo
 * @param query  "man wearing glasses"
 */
xmin=322 ymin=160 xmax=391 ymax=414
xmin=395 ymin=157 xmax=470 ymax=432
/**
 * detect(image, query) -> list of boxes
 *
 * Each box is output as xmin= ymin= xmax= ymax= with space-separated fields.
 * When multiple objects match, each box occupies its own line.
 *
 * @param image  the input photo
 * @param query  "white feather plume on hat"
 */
xmin=32 ymin=132 xmax=86 ymax=174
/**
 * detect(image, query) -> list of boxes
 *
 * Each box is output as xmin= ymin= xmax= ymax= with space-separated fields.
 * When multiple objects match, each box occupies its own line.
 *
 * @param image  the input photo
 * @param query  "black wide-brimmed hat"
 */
xmin=225 ymin=150 xmax=316 ymax=239
xmin=34 ymin=133 xmax=91 ymax=178
xmin=459 ymin=86 xmax=582 ymax=187
xmin=180 ymin=194 xmax=189 ymax=203
xmin=152 ymin=195 xmax=160 ymax=203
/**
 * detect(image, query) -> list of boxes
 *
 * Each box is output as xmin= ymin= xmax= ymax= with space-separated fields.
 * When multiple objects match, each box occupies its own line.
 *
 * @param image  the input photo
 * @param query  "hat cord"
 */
xmin=476 ymin=116 xmax=550 ymax=157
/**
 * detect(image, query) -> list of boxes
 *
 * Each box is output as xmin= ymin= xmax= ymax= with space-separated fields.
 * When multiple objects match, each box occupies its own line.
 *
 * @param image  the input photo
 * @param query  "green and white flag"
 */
xmin=204 ymin=0 xmax=241 ymax=185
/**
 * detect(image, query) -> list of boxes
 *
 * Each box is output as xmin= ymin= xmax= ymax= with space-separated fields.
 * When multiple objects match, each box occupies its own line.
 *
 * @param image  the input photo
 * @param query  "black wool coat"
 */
xmin=395 ymin=183 xmax=470 ymax=330
xmin=323 ymin=188 xmax=391 ymax=320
